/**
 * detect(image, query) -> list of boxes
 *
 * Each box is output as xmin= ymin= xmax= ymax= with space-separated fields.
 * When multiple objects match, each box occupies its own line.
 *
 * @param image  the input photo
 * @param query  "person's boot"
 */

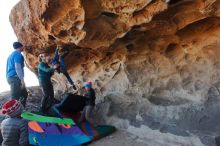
xmin=72 ymin=84 xmax=77 ymax=90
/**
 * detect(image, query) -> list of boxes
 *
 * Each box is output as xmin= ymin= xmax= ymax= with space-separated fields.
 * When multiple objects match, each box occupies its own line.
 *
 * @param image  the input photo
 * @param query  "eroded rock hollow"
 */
xmin=10 ymin=0 xmax=220 ymax=145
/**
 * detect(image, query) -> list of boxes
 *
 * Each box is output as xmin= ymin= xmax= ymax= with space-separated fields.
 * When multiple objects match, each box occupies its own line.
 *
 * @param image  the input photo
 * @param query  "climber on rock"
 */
xmin=51 ymin=44 xmax=77 ymax=90
xmin=38 ymin=53 xmax=59 ymax=114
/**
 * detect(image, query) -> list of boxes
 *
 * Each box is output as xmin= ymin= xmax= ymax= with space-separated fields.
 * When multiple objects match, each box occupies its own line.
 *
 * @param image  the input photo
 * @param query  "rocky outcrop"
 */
xmin=10 ymin=0 xmax=220 ymax=145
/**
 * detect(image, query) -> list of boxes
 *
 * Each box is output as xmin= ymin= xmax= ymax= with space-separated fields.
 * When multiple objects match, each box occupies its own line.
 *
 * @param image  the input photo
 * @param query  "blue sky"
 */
xmin=0 ymin=0 xmax=38 ymax=92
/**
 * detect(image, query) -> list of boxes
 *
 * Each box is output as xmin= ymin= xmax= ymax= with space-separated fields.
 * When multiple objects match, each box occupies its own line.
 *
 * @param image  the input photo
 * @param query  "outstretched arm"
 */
xmin=38 ymin=63 xmax=55 ymax=73
xmin=51 ymin=48 xmax=59 ymax=65
xmin=54 ymin=47 xmax=59 ymax=58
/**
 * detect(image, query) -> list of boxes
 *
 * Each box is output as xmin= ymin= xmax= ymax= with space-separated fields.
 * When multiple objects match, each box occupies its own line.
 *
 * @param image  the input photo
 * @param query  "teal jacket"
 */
xmin=38 ymin=62 xmax=55 ymax=83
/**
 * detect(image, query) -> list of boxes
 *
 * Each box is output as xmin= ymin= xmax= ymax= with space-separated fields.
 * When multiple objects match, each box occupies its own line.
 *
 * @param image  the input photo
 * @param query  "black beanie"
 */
xmin=13 ymin=42 xmax=23 ymax=49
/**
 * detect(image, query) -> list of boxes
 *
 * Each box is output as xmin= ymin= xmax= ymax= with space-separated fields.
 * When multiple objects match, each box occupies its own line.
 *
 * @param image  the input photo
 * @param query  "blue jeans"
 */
xmin=7 ymin=76 xmax=28 ymax=107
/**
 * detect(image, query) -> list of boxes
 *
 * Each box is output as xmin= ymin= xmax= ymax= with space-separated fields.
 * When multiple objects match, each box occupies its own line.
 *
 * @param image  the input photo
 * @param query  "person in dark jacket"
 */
xmin=79 ymin=82 xmax=96 ymax=125
xmin=38 ymin=53 xmax=58 ymax=114
xmin=51 ymin=45 xmax=77 ymax=90
xmin=1 ymin=99 xmax=28 ymax=146
xmin=52 ymin=93 xmax=86 ymax=118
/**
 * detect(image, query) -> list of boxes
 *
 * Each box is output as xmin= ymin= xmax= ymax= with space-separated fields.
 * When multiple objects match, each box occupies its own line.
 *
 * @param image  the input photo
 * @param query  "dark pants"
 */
xmin=52 ymin=94 xmax=86 ymax=118
xmin=7 ymin=76 xmax=28 ymax=107
xmin=56 ymin=67 xmax=74 ymax=85
xmin=61 ymin=69 xmax=74 ymax=85
xmin=39 ymin=81 xmax=54 ymax=113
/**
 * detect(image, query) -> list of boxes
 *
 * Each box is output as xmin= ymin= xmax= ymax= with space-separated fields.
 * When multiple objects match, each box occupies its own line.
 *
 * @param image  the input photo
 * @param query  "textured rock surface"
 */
xmin=0 ymin=87 xmax=42 ymax=113
xmin=10 ymin=0 xmax=220 ymax=145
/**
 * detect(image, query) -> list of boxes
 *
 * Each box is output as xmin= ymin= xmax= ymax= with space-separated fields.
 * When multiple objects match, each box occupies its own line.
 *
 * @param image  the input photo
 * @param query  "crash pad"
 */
xmin=22 ymin=112 xmax=91 ymax=146
xmin=22 ymin=112 xmax=74 ymax=125
xmin=28 ymin=121 xmax=91 ymax=146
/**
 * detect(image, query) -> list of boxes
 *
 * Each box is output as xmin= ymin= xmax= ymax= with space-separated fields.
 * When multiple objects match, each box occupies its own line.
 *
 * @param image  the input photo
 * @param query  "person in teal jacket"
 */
xmin=38 ymin=53 xmax=58 ymax=114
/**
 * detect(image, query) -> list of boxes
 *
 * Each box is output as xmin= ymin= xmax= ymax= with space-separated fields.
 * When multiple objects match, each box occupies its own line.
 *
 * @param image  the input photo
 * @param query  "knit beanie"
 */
xmin=13 ymin=42 xmax=23 ymax=49
xmin=2 ymin=99 xmax=23 ymax=117
xmin=83 ymin=82 xmax=92 ymax=89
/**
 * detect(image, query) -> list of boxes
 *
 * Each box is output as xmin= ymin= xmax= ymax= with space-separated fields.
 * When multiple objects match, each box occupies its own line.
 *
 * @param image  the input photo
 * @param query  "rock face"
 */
xmin=10 ymin=0 xmax=220 ymax=145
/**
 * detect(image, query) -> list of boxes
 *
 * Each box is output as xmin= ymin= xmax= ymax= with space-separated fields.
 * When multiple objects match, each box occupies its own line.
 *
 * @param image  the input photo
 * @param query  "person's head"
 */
xmin=2 ymin=99 xmax=24 ymax=118
xmin=38 ymin=53 xmax=51 ymax=63
xmin=13 ymin=42 xmax=24 ymax=52
xmin=83 ymin=82 xmax=92 ymax=91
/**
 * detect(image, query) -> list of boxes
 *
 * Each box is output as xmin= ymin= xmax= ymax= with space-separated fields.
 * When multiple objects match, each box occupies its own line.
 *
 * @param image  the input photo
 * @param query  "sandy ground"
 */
xmin=89 ymin=130 xmax=148 ymax=146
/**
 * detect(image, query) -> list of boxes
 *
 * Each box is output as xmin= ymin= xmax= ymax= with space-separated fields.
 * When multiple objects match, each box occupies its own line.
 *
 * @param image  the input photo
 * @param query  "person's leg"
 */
xmin=19 ymin=88 xmax=28 ymax=107
xmin=79 ymin=107 xmax=86 ymax=122
xmin=62 ymin=70 xmax=74 ymax=85
xmin=45 ymin=82 xmax=55 ymax=112
xmin=7 ymin=77 xmax=22 ymax=100
xmin=52 ymin=103 xmax=63 ymax=118
xmin=62 ymin=70 xmax=77 ymax=90
xmin=39 ymin=82 xmax=50 ymax=113
xmin=85 ymin=105 xmax=95 ymax=125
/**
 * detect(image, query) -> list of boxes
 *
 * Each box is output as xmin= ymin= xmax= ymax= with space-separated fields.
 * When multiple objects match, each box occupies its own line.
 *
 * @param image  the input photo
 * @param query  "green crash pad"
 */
xmin=22 ymin=112 xmax=75 ymax=125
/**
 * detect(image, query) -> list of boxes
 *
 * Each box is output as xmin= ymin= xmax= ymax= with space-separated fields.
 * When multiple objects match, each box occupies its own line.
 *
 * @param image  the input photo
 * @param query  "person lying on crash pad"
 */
xmin=52 ymin=93 xmax=86 ymax=118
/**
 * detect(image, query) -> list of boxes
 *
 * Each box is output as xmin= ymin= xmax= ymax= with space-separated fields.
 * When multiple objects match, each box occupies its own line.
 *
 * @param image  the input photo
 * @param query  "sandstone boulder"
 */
xmin=10 ymin=0 xmax=220 ymax=145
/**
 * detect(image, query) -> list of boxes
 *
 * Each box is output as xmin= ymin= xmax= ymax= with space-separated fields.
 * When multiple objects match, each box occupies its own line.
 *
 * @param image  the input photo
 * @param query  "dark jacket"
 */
xmin=84 ymin=88 xmax=96 ymax=106
xmin=52 ymin=93 xmax=86 ymax=118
